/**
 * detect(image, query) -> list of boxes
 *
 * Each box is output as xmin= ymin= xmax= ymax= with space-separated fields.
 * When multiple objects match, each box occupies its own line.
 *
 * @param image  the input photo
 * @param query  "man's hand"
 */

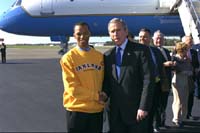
xmin=136 ymin=109 xmax=148 ymax=122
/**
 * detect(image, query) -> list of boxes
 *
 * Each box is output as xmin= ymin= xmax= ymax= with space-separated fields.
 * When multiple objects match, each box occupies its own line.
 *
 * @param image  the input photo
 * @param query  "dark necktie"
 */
xmin=150 ymin=48 xmax=160 ymax=82
xmin=116 ymin=47 xmax=122 ymax=66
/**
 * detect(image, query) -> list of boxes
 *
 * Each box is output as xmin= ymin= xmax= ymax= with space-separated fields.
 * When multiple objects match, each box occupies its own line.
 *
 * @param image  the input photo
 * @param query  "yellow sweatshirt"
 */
xmin=60 ymin=46 xmax=104 ymax=113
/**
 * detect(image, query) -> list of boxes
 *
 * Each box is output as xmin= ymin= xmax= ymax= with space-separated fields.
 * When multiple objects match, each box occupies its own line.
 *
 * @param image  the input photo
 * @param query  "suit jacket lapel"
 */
xmin=164 ymin=48 xmax=171 ymax=61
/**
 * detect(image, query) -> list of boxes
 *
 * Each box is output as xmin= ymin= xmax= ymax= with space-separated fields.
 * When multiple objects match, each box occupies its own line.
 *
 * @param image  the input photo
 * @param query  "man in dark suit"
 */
xmin=100 ymin=18 xmax=154 ymax=133
xmin=139 ymin=28 xmax=167 ymax=133
xmin=152 ymin=30 xmax=175 ymax=127
xmin=182 ymin=35 xmax=199 ymax=119
xmin=0 ymin=42 xmax=6 ymax=63
xmin=192 ymin=44 xmax=200 ymax=99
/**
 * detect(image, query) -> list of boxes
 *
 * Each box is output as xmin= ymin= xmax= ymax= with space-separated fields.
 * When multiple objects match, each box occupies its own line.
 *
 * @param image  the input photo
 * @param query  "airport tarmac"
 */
xmin=0 ymin=47 xmax=200 ymax=132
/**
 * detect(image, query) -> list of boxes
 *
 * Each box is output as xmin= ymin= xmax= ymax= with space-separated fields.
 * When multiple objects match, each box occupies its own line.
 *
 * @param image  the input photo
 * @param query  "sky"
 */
xmin=0 ymin=0 xmax=15 ymax=15
xmin=0 ymin=0 xmax=111 ymax=44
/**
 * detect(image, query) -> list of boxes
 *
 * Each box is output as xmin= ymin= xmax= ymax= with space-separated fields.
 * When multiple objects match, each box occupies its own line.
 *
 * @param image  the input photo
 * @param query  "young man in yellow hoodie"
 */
xmin=60 ymin=22 xmax=104 ymax=133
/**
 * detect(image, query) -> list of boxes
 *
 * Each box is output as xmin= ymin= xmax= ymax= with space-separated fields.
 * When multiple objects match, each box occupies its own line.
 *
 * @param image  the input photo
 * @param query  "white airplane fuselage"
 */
xmin=0 ymin=0 xmax=184 ymax=37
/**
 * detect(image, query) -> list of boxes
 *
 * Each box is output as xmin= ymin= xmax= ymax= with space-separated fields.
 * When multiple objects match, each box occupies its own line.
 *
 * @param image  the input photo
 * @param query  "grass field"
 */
xmin=6 ymin=45 xmax=60 ymax=49
xmin=6 ymin=44 xmax=114 ymax=53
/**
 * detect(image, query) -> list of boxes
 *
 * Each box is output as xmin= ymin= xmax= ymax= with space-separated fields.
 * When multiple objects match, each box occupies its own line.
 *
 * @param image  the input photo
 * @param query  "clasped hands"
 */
xmin=98 ymin=91 xmax=148 ymax=122
xmin=98 ymin=91 xmax=108 ymax=104
xmin=163 ymin=61 xmax=176 ymax=67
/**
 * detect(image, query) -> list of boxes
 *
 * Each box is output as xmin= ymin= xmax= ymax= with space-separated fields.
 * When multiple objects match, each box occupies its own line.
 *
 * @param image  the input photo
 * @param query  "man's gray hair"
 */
xmin=108 ymin=18 xmax=128 ymax=31
xmin=153 ymin=30 xmax=164 ymax=39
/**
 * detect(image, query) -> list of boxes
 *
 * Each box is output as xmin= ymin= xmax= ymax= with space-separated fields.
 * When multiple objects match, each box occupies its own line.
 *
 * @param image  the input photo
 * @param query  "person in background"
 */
xmin=171 ymin=42 xmax=193 ymax=127
xmin=182 ymin=35 xmax=199 ymax=119
xmin=139 ymin=28 xmax=165 ymax=133
xmin=60 ymin=22 xmax=104 ymax=133
xmin=0 ymin=42 xmax=6 ymax=63
xmin=100 ymin=18 xmax=154 ymax=133
xmin=192 ymin=43 xmax=200 ymax=99
xmin=127 ymin=31 xmax=134 ymax=42
xmin=152 ymin=30 xmax=175 ymax=128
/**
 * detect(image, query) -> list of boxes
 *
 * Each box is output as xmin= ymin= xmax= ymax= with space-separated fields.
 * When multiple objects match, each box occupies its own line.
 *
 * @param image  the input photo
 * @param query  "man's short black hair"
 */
xmin=74 ymin=22 xmax=90 ymax=31
xmin=139 ymin=28 xmax=151 ymax=35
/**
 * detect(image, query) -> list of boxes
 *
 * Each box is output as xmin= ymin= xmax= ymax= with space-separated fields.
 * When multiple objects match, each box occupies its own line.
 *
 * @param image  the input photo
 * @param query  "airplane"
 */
xmin=0 ymin=0 xmax=199 ymax=53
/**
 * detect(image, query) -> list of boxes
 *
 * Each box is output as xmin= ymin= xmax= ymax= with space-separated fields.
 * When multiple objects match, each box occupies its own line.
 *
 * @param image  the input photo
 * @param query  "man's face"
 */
xmin=153 ymin=34 xmax=164 ymax=47
xmin=108 ymin=22 xmax=128 ymax=46
xmin=185 ymin=36 xmax=193 ymax=48
xmin=139 ymin=31 xmax=151 ymax=45
xmin=73 ymin=25 xmax=90 ymax=48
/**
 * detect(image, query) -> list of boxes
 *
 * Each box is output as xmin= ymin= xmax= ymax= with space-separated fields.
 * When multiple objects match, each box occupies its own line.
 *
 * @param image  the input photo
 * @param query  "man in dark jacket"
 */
xmin=182 ymin=35 xmax=199 ymax=119
xmin=153 ymin=30 xmax=175 ymax=130
xmin=100 ymin=18 xmax=154 ymax=133
xmin=0 ymin=42 xmax=6 ymax=63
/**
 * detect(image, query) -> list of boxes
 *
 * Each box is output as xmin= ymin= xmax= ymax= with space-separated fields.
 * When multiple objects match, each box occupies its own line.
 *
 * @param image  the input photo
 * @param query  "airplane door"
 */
xmin=40 ymin=0 xmax=55 ymax=15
